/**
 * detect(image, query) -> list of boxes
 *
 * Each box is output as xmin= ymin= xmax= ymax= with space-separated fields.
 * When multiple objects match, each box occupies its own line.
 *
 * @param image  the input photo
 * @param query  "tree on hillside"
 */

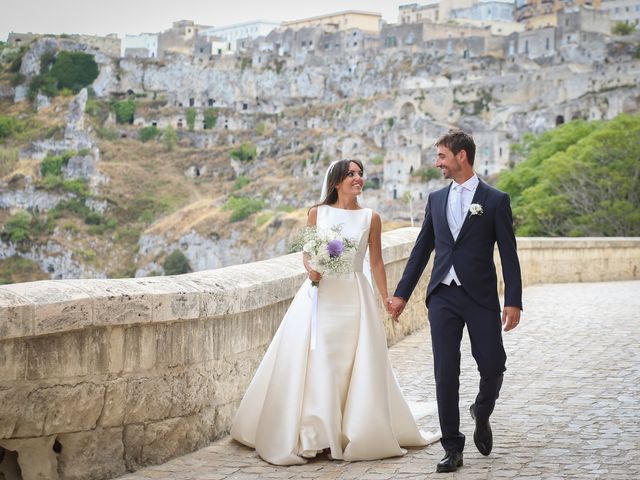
xmin=49 ymin=51 xmax=99 ymax=92
xmin=497 ymin=115 xmax=640 ymax=236
xmin=28 ymin=51 xmax=99 ymax=101
xmin=163 ymin=250 xmax=191 ymax=275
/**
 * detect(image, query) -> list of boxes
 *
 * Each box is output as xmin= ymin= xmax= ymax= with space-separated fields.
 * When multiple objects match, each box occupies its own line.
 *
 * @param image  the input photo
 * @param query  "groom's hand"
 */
xmin=386 ymin=297 xmax=407 ymax=322
xmin=502 ymin=306 xmax=521 ymax=332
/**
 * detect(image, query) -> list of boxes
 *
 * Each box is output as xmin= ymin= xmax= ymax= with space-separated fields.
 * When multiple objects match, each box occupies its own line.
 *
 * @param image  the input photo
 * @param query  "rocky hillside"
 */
xmin=0 ymin=34 xmax=639 ymax=283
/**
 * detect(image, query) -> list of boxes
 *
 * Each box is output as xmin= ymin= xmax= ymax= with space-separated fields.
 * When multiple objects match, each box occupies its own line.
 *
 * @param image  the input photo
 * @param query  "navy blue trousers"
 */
xmin=427 ymin=283 xmax=506 ymax=452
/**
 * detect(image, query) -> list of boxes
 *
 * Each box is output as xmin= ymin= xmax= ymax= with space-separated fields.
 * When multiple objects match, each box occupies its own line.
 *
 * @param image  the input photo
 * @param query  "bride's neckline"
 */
xmin=326 ymin=204 xmax=364 ymax=211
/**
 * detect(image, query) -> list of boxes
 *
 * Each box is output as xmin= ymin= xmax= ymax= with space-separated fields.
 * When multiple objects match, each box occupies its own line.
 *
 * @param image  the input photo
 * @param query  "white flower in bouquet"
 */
xmin=298 ymin=224 xmax=357 ymax=286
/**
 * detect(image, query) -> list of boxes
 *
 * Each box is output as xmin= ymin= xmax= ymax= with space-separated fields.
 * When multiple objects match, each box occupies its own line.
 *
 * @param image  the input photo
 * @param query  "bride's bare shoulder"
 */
xmin=307 ymin=205 xmax=319 ymax=225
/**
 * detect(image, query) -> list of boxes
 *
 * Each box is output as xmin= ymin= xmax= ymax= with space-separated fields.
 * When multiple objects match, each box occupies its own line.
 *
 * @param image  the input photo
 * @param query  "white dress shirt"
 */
xmin=442 ymin=174 xmax=479 ymax=286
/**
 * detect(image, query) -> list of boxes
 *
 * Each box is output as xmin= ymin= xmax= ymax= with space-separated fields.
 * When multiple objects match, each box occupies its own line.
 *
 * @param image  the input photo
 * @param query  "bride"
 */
xmin=231 ymin=159 xmax=439 ymax=465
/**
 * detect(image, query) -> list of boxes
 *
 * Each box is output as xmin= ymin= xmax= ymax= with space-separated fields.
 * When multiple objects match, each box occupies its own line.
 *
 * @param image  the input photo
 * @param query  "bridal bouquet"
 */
xmin=298 ymin=225 xmax=357 ymax=287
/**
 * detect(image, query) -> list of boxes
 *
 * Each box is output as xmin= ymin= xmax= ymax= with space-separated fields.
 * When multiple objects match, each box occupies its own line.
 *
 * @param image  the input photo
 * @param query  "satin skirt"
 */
xmin=230 ymin=273 xmax=440 ymax=465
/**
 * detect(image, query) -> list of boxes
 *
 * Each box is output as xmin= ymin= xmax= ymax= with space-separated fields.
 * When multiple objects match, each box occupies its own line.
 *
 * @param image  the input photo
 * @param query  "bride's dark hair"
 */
xmin=312 ymin=159 xmax=364 ymax=211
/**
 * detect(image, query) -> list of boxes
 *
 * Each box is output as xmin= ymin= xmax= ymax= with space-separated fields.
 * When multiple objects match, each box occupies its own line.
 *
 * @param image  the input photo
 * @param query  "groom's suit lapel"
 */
xmin=441 ymin=184 xmax=455 ymax=244
xmin=455 ymin=179 xmax=489 ymax=244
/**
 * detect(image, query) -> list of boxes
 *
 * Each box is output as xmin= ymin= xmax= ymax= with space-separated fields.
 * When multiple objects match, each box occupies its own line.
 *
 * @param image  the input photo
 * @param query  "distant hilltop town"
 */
xmin=6 ymin=1 xmax=640 ymax=61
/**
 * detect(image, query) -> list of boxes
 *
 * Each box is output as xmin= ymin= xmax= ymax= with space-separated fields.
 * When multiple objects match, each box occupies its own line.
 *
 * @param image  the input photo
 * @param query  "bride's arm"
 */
xmin=304 ymin=207 xmax=321 ymax=283
xmin=368 ymin=211 xmax=389 ymax=300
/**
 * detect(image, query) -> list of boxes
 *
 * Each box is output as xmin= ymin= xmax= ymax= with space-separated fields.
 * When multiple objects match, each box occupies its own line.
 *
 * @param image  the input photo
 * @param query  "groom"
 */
xmin=386 ymin=130 xmax=522 ymax=473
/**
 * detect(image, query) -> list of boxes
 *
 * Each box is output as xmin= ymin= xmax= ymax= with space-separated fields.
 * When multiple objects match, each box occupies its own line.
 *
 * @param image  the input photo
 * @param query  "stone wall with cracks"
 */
xmin=0 ymin=230 xmax=639 ymax=479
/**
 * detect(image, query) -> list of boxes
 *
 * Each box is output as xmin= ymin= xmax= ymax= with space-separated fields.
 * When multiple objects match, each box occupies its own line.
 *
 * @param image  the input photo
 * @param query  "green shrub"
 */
xmin=0 ymin=256 xmax=47 ymax=285
xmin=84 ymin=211 xmax=102 ymax=225
xmin=163 ymin=125 xmax=177 ymax=151
xmin=49 ymin=51 xmax=99 ymax=92
xmin=10 ymin=72 xmax=25 ymax=86
xmin=26 ymin=51 xmax=99 ymax=103
xmin=115 ymin=227 xmax=141 ymax=245
xmin=163 ymin=250 xmax=192 ymax=275
xmin=230 ymin=143 xmax=257 ymax=161
xmin=62 ymin=179 xmax=88 ymax=196
xmin=40 ymin=154 xmax=66 ymax=177
xmin=139 ymin=125 xmax=160 ymax=142
xmin=203 ymin=108 xmax=218 ymax=129
xmin=96 ymin=127 xmax=119 ymax=140
xmin=7 ymin=47 xmax=27 ymax=73
xmin=28 ymin=74 xmax=58 ymax=101
xmin=0 ymin=147 xmax=19 ymax=176
xmin=223 ymin=195 xmax=265 ymax=222
xmin=2 ymin=210 xmax=32 ymax=244
xmin=256 ymin=212 xmax=274 ymax=227
xmin=185 ymin=107 xmax=196 ymax=131
xmin=255 ymin=122 xmax=266 ymax=135
xmin=39 ymin=51 xmax=56 ymax=74
xmin=0 ymin=116 xmax=17 ymax=141
xmin=85 ymin=99 xmax=110 ymax=121
xmin=413 ymin=166 xmax=441 ymax=181
xmin=371 ymin=155 xmax=384 ymax=166
xmin=233 ymin=175 xmax=250 ymax=190
xmin=113 ymin=99 xmax=136 ymax=124
xmin=612 ymin=22 xmax=635 ymax=36
xmin=364 ymin=179 xmax=379 ymax=190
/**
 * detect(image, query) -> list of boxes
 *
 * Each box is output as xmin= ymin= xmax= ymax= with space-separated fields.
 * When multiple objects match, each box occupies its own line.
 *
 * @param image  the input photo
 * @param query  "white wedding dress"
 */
xmin=231 ymin=205 xmax=439 ymax=465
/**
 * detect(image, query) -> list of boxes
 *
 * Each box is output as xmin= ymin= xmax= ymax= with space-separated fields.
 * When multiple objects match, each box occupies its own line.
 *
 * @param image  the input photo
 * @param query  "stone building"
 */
xmin=599 ymin=0 xmax=640 ymax=29
xmin=448 ymin=0 xmax=524 ymax=35
xmin=199 ymin=21 xmax=281 ymax=54
xmin=158 ymin=20 xmax=212 ymax=59
xmin=398 ymin=0 xmax=476 ymax=24
xmin=122 ymin=33 xmax=159 ymax=58
xmin=451 ymin=0 xmax=517 ymax=22
xmin=8 ymin=32 xmax=120 ymax=57
xmin=506 ymin=26 xmax=556 ymax=58
xmin=6 ymin=32 xmax=39 ymax=46
xmin=514 ymin=0 xmax=603 ymax=28
xmin=282 ymin=10 xmax=382 ymax=34
xmin=381 ymin=21 xmax=506 ymax=57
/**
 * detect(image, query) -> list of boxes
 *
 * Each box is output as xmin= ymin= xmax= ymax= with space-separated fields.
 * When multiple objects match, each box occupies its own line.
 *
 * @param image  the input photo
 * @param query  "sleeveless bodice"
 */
xmin=316 ymin=205 xmax=372 ymax=274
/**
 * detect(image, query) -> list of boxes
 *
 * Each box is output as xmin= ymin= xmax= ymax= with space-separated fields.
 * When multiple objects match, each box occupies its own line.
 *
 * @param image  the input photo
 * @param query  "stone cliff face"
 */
xmin=1 ymin=35 xmax=639 ymax=282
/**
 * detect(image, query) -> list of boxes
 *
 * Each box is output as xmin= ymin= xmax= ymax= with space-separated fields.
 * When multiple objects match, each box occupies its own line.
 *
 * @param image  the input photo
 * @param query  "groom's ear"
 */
xmin=457 ymin=149 xmax=468 ymax=165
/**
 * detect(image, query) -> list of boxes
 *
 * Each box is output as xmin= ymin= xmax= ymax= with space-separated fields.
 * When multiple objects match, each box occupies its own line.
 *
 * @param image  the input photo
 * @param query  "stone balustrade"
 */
xmin=0 ymin=230 xmax=638 ymax=480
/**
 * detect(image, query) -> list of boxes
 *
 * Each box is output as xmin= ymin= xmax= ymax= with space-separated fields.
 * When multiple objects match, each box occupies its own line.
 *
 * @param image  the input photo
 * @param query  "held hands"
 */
xmin=502 ymin=306 xmax=521 ymax=332
xmin=385 ymin=296 xmax=407 ymax=323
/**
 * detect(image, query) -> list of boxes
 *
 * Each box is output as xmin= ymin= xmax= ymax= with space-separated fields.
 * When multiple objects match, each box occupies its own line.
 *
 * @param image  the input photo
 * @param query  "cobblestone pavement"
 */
xmin=117 ymin=281 xmax=640 ymax=480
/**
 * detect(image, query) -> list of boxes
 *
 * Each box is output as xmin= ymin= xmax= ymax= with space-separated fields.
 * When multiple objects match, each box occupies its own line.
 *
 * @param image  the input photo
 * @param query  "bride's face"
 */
xmin=336 ymin=161 xmax=364 ymax=198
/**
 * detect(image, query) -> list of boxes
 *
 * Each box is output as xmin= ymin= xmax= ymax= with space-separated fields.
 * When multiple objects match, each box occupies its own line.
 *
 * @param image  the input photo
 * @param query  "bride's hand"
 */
xmin=308 ymin=269 xmax=322 ymax=283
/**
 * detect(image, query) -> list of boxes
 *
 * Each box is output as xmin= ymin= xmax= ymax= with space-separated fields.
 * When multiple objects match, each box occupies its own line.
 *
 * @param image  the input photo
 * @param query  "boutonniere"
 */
xmin=469 ymin=203 xmax=483 ymax=216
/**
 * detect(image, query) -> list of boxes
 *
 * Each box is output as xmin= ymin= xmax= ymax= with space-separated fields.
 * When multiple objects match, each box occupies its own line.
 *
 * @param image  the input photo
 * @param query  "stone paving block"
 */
xmin=114 ymin=282 xmax=640 ymax=480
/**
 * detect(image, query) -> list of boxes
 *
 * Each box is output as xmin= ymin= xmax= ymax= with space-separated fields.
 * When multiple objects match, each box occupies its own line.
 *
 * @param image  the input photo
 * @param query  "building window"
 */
xmin=546 ymin=37 xmax=550 ymax=50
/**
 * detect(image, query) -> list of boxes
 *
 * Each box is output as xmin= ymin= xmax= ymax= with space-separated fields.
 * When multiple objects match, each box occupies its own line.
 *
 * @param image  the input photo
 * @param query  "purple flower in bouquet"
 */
xmin=327 ymin=239 xmax=344 ymax=258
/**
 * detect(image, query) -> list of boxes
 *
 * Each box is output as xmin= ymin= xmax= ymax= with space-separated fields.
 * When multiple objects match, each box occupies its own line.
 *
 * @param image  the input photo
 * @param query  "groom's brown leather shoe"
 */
xmin=470 ymin=404 xmax=492 ymax=456
xmin=436 ymin=451 xmax=463 ymax=473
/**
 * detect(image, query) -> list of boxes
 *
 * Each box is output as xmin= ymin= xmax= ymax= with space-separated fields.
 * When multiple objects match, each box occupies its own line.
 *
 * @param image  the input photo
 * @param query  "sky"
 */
xmin=1 ymin=0 xmax=403 ymax=41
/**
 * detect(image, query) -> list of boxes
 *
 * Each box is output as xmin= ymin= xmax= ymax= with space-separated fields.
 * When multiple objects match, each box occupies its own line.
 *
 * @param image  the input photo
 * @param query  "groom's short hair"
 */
xmin=436 ymin=130 xmax=476 ymax=166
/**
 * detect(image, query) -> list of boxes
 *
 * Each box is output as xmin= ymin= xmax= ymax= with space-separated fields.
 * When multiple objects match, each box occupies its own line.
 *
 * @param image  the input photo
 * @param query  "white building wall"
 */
xmin=600 ymin=0 xmax=640 ymax=28
xmin=122 ymin=33 xmax=159 ymax=58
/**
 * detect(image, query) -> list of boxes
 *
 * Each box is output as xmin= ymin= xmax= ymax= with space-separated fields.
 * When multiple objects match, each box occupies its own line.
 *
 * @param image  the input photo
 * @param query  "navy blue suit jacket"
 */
xmin=394 ymin=179 xmax=522 ymax=312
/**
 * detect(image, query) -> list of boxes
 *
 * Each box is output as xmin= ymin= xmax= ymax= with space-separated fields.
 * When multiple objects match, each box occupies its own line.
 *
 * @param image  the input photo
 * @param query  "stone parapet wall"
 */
xmin=0 ymin=230 xmax=638 ymax=479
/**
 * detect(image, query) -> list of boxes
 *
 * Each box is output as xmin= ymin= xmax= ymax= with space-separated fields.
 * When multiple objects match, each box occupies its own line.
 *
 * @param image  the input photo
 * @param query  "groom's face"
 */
xmin=435 ymin=145 xmax=463 ymax=180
